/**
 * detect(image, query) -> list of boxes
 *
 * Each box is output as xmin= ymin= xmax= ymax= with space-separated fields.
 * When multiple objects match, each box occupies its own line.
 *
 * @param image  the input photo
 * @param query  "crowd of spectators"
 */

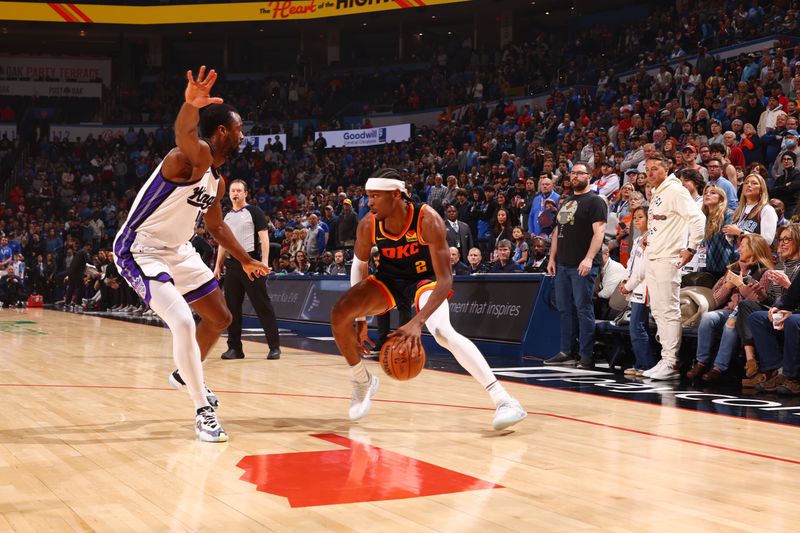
xmin=1 ymin=0 xmax=800 ymax=386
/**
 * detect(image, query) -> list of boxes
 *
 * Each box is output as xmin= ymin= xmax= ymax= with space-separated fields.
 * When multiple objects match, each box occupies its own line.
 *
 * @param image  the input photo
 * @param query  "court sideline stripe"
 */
xmin=0 ymin=382 xmax=798 ymax=466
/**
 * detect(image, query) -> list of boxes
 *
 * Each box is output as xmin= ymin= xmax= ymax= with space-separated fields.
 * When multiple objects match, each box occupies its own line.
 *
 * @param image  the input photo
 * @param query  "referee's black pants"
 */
xmin=223 ymin=257 xmax=280 ymax=351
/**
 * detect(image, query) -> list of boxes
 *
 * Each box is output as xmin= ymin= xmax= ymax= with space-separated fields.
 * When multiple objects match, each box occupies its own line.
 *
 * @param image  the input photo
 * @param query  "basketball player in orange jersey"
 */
xmin=113 ymin=66 xmax=269 ymax=442
xmin=331 ymin=168 xmax=527 ymax=430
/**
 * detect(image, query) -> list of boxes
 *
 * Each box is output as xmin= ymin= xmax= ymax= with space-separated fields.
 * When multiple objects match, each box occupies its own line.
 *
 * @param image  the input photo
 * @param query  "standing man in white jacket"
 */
xmin=641 ymin=154 xmax=706 ymax=380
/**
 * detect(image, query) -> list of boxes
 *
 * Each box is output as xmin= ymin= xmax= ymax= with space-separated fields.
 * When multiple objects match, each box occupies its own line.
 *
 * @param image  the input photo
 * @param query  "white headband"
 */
xmin=365 ymin=177 xmax=407 ymax=194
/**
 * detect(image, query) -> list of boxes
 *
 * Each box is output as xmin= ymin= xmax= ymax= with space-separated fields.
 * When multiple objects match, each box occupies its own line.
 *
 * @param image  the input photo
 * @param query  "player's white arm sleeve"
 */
xmin=351 ymin=255 xmax=368 ymax=322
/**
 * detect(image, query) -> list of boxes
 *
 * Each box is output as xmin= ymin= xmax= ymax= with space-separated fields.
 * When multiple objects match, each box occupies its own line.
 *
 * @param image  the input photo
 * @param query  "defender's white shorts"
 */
xmin=113 ymin=240 xmax=218 ymax=305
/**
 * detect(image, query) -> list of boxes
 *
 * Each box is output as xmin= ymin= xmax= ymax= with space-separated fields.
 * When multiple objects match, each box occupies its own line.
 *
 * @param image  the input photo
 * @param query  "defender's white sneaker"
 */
xmin=492 ymin=397 xmax=527 ymax=430
xmin=349 ymin=374 xmax=379 ymax=421
xmin=195 ymin=406 xmax=228 ymax=442
xmin=169 ymin=370 xmax=219 ymax=408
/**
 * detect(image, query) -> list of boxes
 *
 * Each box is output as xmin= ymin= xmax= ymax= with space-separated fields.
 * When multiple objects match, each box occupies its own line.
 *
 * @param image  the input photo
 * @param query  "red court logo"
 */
xmin=236 ymin=433 xmax=502 ymax=507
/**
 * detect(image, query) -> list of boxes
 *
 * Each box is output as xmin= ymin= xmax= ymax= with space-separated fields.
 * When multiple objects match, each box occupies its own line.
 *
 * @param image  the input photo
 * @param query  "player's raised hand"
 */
xmin=185 ymin=66 xmax=224 ymax=108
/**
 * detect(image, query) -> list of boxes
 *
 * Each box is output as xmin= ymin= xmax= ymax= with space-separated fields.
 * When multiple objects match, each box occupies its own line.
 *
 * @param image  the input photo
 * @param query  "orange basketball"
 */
xmin=379 ymin=337 xmax=425 ymax=381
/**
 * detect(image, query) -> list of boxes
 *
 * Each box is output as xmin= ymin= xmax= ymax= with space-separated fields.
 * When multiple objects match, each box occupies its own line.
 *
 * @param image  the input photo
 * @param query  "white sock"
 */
xmin=350 ymin=360 xmax=370 ymax=384
xmin=486 ymin=381 xmax=511 ymax=407
xmin=148 ymin=281 xmax=210 ymax=411
xmin=418 ymin=291 xmax=508 ymax=405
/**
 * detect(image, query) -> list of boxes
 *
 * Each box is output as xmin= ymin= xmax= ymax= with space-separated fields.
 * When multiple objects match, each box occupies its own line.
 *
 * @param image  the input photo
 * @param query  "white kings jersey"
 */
xmin=114 ymin=160 xmax=220 ymax=251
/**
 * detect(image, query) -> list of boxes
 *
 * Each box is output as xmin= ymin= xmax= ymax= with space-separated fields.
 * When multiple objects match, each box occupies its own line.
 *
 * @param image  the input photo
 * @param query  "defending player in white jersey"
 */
xmin=113 ymin=66 xmax=268 ymax=442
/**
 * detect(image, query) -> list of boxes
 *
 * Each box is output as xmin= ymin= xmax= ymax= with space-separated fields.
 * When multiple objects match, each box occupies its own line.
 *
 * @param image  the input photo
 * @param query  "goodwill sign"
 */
xmin=316 ymin=124 xmax=411 ymax=148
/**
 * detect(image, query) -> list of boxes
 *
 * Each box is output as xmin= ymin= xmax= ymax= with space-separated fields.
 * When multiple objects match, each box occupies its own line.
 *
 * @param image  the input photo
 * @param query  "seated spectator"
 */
xmin=274 ymin=253 xmax=295 ymax=275
xmin=740 ymin=123 xmax=762 ymax=165
xmin=538 ymin=198 xmax=559 ymax=237
xmin=444 ymin=204 xmax=473 ymax=258
xmin=695 ymin=185 xmax=736 ymax=279
xmin=770 ymin=129 xmax=800 ymax=180
xmin=64 ymin=241 xmax=92 ymax=309
xmin=678 ymin=168 xmax=705 ymax=206
xmin=748 ymin=245 xmax=800 ymax=395
xmin=326 ymin=250 xmax=348 ymax=276
xmin=771 ymin=199 xmax=791 ymax=227
xmin=525 ymin=236 xmax=550 ymax=273
xmin=741 ymin=224 xmax=800 ymax=387
xmin=0 ymin=236 xmax=11 ymax=276
xmin=449 ymin=247 xmax=470 ymax=276
xmin=619 ymin=206 xmax=655 ymax=376
xmin=723 ymin=173 xmax=778 ymax=246
xmin=528 ymin=176 xmax=559 ymax=237
xmin=511 ymin=227 xmax=529 ymax=267
xmin=771 ymin=151 xmax=800 ymax=219
xmin=595 ymin=243 xmax=627 ymax=319
xmin=705 ymin=153 xmax=738 ymax=208
xmin=294 ymin=250 xmax=311 ymax=275
xmin=687 ymin=234 xmax=774 ymax=382
xmin=491 ymin=208 xmax=514 ymax=253
xmin=593 ymin=161 xmax=620 ymax=202
xmin=313 ymin=250 xmax=335 ymax=275
xmin=489 ymin=240 xmax=522 ymax=273
xmin=0 ymin=266 xmax=27 ymax=307
xmin=466 ymin=247 xmax=489 ymax=274
xmin=11 ymin=253 xmax=25 ymax=281
xmin=611 ymin=182 xmax=635 ymax=219
xmin=610 ymin=191 xmax=646 ymax=266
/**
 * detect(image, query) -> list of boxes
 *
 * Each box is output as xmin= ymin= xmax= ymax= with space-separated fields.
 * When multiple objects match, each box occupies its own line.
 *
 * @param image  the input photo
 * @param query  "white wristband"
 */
xmin=350 ymin=255 xmax=367 ymax=286
xmin=351 ymin=255 xmax=369 ymax=323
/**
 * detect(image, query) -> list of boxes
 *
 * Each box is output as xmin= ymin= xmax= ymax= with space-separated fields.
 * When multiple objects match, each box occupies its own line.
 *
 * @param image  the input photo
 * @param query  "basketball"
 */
xmin=379 ymin=337 xmax=426 ymax=381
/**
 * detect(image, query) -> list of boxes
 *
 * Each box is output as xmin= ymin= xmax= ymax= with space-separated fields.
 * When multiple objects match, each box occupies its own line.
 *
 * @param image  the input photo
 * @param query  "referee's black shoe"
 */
xmin=221 ymin=348 xmax=245 ymax=360
xmin=267 ymin=348 xmax=281 ymax=360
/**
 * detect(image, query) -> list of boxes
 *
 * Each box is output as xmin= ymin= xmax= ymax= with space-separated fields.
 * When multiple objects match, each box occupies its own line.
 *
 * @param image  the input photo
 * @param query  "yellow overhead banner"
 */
xmin=0 ymin=0 xmax=469 ymax=24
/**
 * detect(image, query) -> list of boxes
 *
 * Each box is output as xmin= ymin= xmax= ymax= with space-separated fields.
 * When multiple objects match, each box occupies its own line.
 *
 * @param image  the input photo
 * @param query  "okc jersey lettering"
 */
xmin=381 ymin=242 xmax=419 ymax=259
xmin=373 ymin=203 xmax=433 ymax=281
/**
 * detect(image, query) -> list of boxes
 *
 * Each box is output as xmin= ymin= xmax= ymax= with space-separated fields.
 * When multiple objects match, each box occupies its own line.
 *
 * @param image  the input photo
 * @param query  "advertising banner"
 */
xmin=49 ymin=124 xmax=159 ymax=141
xmin=251 ymin=276 xmax=541 ymax=342
xmin=0 ymin=57 xmax=112 ymax=86
xmin=0 ymin=0 xmax=470 ymax=25
xmin=315 ymin=123 xmax=410 ymax=148
xmin=0 ymin=80 xmax=102 ymax=98
xmin=239 ymin=134 xmax=287 ymax=153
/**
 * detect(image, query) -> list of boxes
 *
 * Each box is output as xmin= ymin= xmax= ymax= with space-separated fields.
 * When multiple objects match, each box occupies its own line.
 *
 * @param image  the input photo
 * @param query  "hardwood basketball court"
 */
xmin=1 ymin=308 xmax=798 ymax=531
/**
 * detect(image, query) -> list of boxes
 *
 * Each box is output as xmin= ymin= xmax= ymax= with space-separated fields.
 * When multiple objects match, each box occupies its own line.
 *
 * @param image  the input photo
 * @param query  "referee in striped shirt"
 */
xmin=214 ymin=179 xmax=281 ymax=360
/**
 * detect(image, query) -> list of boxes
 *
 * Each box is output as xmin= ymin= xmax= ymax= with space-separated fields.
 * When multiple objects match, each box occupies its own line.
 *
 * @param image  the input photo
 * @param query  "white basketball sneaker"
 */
xmin=195 ymin=406 xmax=228 ymax=442
xmin=492 ymin=397 xmax=527 ymax=430
xmin=349 ymin=374 xmax=379 ymax=421
xmin=169 ymin=370 xmax=219 ymax=408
